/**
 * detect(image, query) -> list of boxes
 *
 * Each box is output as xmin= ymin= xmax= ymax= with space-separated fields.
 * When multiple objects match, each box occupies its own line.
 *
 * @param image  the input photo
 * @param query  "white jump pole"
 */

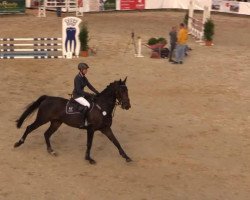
xmin=203 ymin=6 xmax=210 ymax=23
xmin=135 ymin=37 xmax=144 ymax=58
xmin=188 ymin=0 xmax=194 ymax=32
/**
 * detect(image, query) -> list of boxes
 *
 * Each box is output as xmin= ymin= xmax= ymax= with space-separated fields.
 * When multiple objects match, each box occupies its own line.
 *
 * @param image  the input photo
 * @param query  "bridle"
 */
xmin=112 ymin=84 xmax=127 ymax=117
xmin=89 ymin=84 xmax=128 ymax=117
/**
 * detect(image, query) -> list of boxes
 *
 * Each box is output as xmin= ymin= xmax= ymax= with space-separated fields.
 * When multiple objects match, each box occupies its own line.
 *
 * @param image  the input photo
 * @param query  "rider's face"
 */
xmin=81 ymin=68 xmax=88 ymax=75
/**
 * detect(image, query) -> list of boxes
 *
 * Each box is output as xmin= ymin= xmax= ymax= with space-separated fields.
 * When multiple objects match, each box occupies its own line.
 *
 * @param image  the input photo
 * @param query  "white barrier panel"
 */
xmin=31 ymin=0 xmax=250 ymax=15
xmin=62 ymin=17 xmax=82 ymax=58
xmin=144 ymin=0 xmax=211 ymax=10
xmin=188 ymin=0 xmax=211 ymax=42
xmin=38 ymin=0 xmax=84 ymax=17
xmin=239 ymin=2 xmax=250 ymax=15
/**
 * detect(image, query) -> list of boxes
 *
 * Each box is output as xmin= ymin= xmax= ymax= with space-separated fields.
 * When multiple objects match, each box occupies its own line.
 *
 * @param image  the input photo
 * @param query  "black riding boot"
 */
xmin=78 ymin=106 xmax=89 ymax=129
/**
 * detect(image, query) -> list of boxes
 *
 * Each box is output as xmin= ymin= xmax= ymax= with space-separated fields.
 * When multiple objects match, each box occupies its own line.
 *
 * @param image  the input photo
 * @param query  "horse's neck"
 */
xmin=95 ymin=91 xmax=116 ymax=114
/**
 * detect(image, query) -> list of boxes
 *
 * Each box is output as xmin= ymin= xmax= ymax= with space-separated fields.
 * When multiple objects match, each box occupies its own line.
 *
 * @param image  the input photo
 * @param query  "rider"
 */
xmin=72 ymin=63 xmax=99 ymax=123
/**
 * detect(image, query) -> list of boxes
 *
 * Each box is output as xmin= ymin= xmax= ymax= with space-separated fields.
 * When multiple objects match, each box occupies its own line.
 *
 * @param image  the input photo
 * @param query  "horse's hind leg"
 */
xmin=14 ymin=119 xmax=45 ymax=148
xmin=44 ymin=120 xmax=62 ymax=156
xmin=100 ymin=127 xmax=132 ymax=162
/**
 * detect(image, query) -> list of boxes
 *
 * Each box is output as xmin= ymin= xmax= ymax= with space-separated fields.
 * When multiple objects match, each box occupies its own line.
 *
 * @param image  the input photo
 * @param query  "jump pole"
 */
xmin=135 ymin=37 xmax=144 ymax=58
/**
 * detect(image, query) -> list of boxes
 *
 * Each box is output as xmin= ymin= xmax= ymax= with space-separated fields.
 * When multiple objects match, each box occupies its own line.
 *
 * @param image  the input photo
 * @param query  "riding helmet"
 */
xmin=78 ymin=63 xmax=89 ymax=70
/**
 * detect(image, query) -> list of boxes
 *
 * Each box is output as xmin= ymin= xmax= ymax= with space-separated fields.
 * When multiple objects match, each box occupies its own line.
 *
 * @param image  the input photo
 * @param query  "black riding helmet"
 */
xmin=78 ymin=63 xmax=89 ymax=71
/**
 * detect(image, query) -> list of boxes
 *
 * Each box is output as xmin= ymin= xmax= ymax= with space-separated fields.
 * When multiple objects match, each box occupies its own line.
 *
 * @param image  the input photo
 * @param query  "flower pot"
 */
xmin=205 ymin=40 xmax=213 ymax=46
xmin=80 ymin=51 xmax=88 ymax=57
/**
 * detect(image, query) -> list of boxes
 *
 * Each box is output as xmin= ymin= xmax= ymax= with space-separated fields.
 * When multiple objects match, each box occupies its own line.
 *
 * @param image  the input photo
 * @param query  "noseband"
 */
xmin=112 ymin=85 xmax=127 ymax=116
xmin=115 ymin=85 xmax=127 ymax=106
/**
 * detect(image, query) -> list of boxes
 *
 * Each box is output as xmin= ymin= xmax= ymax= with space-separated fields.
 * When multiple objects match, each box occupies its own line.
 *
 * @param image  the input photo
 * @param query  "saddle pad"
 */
xmin=66 ymin=99 xmax=81 ymax=114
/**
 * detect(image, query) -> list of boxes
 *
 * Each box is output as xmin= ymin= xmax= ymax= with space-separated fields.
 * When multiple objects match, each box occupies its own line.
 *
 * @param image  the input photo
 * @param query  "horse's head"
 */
xmin=115 ymin=77 xmax=131 ymax=110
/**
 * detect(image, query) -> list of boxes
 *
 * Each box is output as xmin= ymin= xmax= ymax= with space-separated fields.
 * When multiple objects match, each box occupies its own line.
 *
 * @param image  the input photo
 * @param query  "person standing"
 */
xmin=173 ymin=23 xmax=188 ymax=64
xmin=168 ymin=26 xmax=177 ymax=62
xmin=56 ymin=0 xmax=63 ymax=17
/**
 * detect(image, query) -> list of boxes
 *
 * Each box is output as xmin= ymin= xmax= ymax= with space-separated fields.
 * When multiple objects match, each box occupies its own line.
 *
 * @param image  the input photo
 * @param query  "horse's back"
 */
xmin=38 ymin=96 xmax=68 ymax=118
xmin=45 ymin=96 xmax=68 ymax=103
xmin=42 ymin=96 xmax=68 ymax=107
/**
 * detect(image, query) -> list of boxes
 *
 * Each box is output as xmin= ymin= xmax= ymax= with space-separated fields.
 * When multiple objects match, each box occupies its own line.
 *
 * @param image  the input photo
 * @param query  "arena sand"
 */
xmin=0 ymin=9 xmax=250 ymax=200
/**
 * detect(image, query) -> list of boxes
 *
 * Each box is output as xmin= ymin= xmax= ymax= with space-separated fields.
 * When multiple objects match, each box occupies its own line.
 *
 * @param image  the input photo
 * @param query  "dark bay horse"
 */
xmin=14 ymin=78 xmax=132 ymax=164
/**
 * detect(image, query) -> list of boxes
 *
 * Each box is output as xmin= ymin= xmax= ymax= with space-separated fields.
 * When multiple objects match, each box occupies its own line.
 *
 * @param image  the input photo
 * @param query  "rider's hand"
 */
xmin=86 ymin=93 xmax=95 ymax=100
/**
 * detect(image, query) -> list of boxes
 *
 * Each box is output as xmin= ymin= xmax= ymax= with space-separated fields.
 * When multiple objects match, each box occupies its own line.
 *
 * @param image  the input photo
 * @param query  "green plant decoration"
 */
xmin=203 ymin=19 xmax=215 ymax=41
xmin=157 ymin=37 xmax=167 ymax=44
xmin=79 ymin=23 xmax=89 ymax=51
xmin=147 ymin=37 xmax=167 ymax=45
xmin=147 ymin=37 xmax=158 ymax=45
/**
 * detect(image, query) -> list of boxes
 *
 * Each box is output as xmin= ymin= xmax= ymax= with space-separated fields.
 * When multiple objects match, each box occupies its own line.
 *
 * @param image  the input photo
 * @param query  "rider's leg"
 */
xmin=74 ymin=97 xmax=90 ymax=126
xmin=74 ymin=97 xmax=90 ymax=108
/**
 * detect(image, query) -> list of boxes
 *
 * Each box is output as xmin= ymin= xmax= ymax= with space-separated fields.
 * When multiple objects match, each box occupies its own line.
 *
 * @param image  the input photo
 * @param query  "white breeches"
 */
xmin=74 ymin=97 xmax=90 ymax=108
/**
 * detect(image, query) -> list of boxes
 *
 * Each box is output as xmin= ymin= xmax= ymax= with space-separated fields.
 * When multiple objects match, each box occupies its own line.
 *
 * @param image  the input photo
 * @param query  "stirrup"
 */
xmin=84 ymin=119 xmax=89 ymax=126
xmin=79 ymin=121 xmax=90 ymax=129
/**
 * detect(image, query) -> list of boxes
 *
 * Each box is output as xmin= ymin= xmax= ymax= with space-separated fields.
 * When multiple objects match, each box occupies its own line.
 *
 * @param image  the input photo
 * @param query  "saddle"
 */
xmin=66 ymin=98 xmax=87 ymax=114
xmin=66 ymin=97 xmax=106 ymax=117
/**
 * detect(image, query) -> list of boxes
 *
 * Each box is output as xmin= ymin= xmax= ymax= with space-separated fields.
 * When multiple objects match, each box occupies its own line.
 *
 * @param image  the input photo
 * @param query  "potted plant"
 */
xmin=79 ymin=23 xmax=89 ymax=56
xmin=203 ymin=19 xmax=215 ymax=46
xmin=147 ymin=37 xmax=167 ymax=59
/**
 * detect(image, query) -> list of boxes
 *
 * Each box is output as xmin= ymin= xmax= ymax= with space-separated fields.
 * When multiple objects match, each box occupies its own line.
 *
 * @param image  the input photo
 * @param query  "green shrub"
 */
xmin=79 ymin=23 xmax=89 ymax=51
xmin=203 ymin=19 xmax=215 ymax=41
xmin=157 ymin=37 xmax=167 ymax=44
xmin=147 ymin=37 xmax=158 ymax=45
xmin=148 ymin=37 xmax=167 ymax=45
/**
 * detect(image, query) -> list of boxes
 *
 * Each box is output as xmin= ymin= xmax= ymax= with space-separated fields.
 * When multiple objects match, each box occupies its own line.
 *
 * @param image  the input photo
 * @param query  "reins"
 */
xmin=70 ymin=83 xmax=127 ymax=118
xmin=112 ymin=100 xmax=121 ymax=117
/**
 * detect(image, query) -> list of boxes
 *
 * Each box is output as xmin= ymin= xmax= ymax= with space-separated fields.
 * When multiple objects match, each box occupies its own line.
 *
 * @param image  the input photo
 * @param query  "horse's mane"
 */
xmin=94 ymin=79 xmax=127 ymax=102
xmin=99 ymin=80 xmax=121 ymax=96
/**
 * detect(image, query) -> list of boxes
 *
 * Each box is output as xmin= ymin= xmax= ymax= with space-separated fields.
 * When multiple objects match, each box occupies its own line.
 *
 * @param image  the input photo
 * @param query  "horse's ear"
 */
xmin=123 ymin=77 xmax=127 ymax=84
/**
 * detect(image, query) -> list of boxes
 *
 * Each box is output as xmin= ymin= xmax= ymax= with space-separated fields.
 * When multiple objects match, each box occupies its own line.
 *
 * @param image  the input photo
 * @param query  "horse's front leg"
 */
xmin=100 ymin=127 xmax=132 ymax=162
xmin=85 ymin=127 xmax=96 ymax=164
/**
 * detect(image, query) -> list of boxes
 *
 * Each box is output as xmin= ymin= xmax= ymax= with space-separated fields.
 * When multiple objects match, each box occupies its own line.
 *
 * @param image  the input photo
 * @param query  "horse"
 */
xmin=14 ymin=77 xmax=132 ymax=164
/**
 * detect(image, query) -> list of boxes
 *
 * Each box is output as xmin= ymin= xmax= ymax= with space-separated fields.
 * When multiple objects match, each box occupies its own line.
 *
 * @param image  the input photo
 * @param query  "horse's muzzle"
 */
xmin=122 ymin=101 xmax=131 ymax=110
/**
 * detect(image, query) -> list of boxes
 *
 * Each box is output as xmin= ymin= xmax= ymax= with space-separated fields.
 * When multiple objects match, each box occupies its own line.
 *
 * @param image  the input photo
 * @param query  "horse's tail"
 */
xmin=16 ymin=95 xmax=47 ymax=128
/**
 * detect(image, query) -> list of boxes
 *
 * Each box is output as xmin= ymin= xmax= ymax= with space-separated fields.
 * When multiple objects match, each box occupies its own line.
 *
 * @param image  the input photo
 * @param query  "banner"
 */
xmin=88 ymin=0 xmax=116 ymax=12
xmin=89 ymin=0 xmax=99 ymax=11
xmin=212 ymin=0 xmax=239 ymax=13
xmin=0 ymin=0 xmax=25 ymax=13
xmin=103 ymin=0 xmax=116 ymax=10
xmin=120 ymin=0 xmax=145 ymax=10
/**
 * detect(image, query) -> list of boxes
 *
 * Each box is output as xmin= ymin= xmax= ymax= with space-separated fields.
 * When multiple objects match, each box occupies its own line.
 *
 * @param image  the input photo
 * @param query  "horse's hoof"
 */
xmin=89 ymin=159 xmax=96 ymax=165
xmin=50 ymin=151 xmax=58 ymax=157
xmin=86 ymin=158 xmax=96 ymax=165
xmin=126 ymin=158 xmax=132 ymax=162
xmin=14 ymin=141 xmax=23 ymax=148
xmin=48 ymin=149 xmax=58 ymax=157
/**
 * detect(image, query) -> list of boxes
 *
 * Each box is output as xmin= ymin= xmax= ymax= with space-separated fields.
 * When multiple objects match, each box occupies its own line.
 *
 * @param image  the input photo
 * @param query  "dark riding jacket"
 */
xmin=72 ymin=73 xmax=99 ymax=99
xmin=169 ymin=30 xmax=177 ymax=45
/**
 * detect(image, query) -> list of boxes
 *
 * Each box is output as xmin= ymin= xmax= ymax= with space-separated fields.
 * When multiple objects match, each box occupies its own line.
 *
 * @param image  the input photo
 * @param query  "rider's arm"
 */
xmin=86 ymin=78 xmax=99 ymax=94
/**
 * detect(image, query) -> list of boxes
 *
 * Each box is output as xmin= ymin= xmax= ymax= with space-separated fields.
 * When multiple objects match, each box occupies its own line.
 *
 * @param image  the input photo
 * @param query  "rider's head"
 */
xmin=78 ymin=63 xmax=89 ymax=74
